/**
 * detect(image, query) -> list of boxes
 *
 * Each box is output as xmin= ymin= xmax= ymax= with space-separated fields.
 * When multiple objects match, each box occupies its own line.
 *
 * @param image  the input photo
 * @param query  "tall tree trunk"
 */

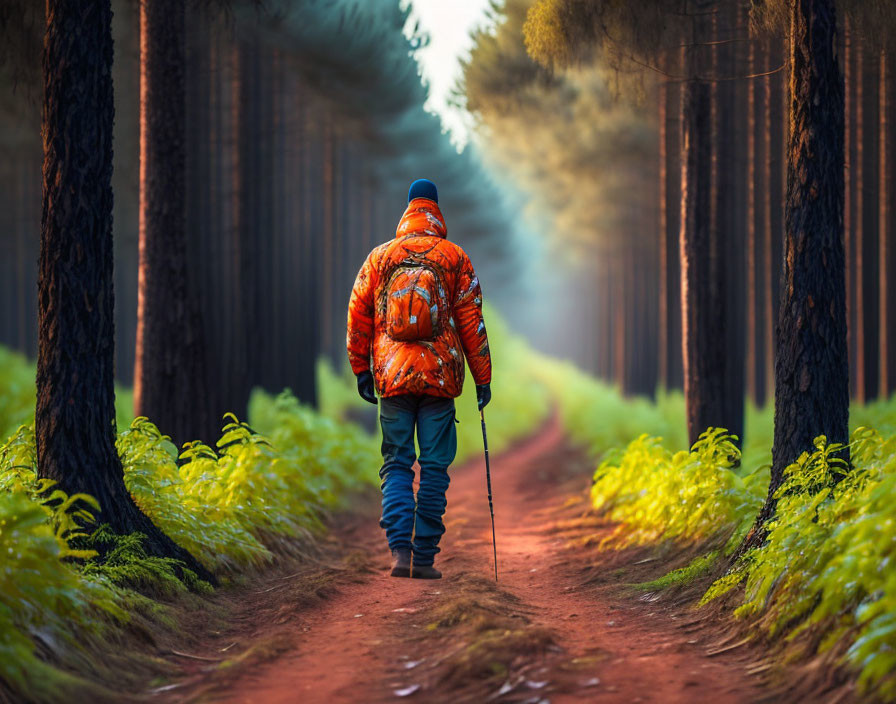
xmin=37 ymin=0 xmax=212 ymax=582
xmin=717 ymin=1 xmax=745 ymax=446
xmin=853 ymin=38 xmax=865 ymax=402
xmin=758 ymin=39 xmax=776 ymax=408
xmin=747 ymin=0 xmax=848 ymax=543
xmin=658 ymin=71 xmax=670 ymax=391
xmin=680 ymin=74 xmax=718 ymax=446
xmin=680 ymin=7 xmax=730 ymax=447
xmin=882 ymin=51 xmax=896 ymax=399
xmin=768 ymin=44 xmax=786 ymax=402
xmin=746 ymin=37 xmax=759 ymax=407
xmin=321 ymin=119 xmax=335 ymax=365
xmin=860 ymin=50 xmax=880 ymax=401
xmin=664 ymin=44 xmax=686 ymax=393
xmin=133 ymin=0 xmax=212 ymax=447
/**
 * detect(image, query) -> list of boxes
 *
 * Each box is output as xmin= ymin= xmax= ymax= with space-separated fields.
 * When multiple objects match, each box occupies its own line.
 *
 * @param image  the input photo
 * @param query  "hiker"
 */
xmin=346 ymin=179 xmax=492 ymax=580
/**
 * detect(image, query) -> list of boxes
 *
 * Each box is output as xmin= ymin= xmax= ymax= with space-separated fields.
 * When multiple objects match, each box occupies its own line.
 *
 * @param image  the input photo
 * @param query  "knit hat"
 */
xmin=408 ymin=179 xmax=438 ymax=204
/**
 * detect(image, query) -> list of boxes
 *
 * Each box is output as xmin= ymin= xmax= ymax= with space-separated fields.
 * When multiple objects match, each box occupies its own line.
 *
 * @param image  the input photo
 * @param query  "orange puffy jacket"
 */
xmin=346 ymin=198 xmax=492 ymax=398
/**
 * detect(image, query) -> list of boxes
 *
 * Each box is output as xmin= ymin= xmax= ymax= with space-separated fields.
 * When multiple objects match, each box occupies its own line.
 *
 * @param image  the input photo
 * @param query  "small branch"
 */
xmin=708 ymin=63 xmax=786 ymax=82
xmin=170 ymin=649 xmax=223 ymax=662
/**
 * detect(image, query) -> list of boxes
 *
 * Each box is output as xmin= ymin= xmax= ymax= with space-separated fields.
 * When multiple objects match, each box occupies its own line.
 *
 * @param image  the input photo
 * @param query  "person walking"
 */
xmin=346 ymin=179 xmax=492 ymax=579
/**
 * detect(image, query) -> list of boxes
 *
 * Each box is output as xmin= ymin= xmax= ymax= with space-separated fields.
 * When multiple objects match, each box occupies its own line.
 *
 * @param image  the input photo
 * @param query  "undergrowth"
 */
xmin=592 ymin=408 xmax=896 ymax=701
xmin=0 ymin=387 xmax=378 ymax=700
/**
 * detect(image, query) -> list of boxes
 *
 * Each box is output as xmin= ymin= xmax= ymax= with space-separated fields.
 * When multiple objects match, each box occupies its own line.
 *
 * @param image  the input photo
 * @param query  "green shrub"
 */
xmin=0 ymin=382 xmax=384 ymax=700
xmin=0 ymin=347 xmax=34 ymax=439
xmin=590 ymin=429 xmax=767 ymax=546
xmin=588 ymin=394 xmax=896 ymax=700
xmin=703 ymin=429 xmax=896 ymax=700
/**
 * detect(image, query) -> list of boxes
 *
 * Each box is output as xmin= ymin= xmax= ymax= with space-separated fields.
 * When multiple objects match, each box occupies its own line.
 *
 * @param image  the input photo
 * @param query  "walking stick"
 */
xmin=480 ymin=408 xmax=498 ymax=582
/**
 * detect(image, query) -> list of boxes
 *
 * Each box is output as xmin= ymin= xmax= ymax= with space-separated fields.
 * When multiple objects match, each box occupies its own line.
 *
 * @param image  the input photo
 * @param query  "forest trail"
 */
xmin=179 ymin=418 xmax=771 ymax=703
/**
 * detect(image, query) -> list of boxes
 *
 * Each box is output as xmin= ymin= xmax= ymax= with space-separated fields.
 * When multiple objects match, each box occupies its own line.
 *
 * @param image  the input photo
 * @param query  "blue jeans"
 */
xmin=378 ymin=394 xmax=457 ymax=566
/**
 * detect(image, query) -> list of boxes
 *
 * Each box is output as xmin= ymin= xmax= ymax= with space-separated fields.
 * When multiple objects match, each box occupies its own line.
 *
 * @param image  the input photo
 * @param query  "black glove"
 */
xmin=476 ymin=383 xmax=491 ymax=411
xmin=356 ymin=371 xmax=377 ymax=405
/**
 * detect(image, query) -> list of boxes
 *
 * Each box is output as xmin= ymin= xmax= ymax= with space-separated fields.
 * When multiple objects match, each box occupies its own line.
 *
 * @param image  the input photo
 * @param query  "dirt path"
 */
xmin=183 ymin=418 xmax=771 ymax=703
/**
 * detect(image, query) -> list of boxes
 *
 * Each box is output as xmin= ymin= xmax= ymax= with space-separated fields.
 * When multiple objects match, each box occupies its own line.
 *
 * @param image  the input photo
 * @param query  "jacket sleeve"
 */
xmin=453 ymin=251 xmax=492 ymax=386
xmin=347 ymin=251 xmax=377 ymax=375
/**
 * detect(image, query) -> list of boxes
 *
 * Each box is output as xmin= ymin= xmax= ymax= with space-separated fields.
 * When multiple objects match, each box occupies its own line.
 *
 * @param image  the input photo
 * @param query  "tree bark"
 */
xmin=680 ymin=6 xmax=731 ymax=448
xmin=748 ymin=0 xmax=849 ymax=543
xmin=759 ymin=39 xmax=777 ymax=408
xmin=658 ymin=72 xmax=670 ymax=391
xmin=716 ymin=1 xmax=745 ymax=447
xmin=746 ymin=37 xmax=759 ymax=406
xmin=882 ymin=51 xmax=896 ymax=398
xmin=860 ymin=49 xmax=880 ymax=401
xmin=680 ymin=74 xmax=720 ymax=446
xmin=853 ymin=38 xmax=865 ymax=402
xmin=38 ymin=0 xmax=213 ymax=583
xmin=133 ymin=0 xmax=213 ymax=447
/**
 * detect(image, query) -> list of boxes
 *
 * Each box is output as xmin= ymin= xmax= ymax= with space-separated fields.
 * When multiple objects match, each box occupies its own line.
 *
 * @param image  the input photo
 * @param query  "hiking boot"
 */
xmin=411 ymin=563 xmax=441 ymax=580
xmin=390 ymin=549 xmax=411 ymax=578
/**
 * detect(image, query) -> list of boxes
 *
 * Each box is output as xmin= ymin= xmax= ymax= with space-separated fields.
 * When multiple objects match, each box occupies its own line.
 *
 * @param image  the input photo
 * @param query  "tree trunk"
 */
xmin=663 ymin=44 xmax=686 ymax=393
xmin=680 ymin=5 xmax=731 ymax=448
xmin=861 ymin=50 xmax=880 ymax=401
xmin=37 ymin=0 xmax=213 ymax=583
xmin=746 ymin=37 xmax=759 ymax=407
xmin=716 ymin=1 xmax=745 ymax=447
xmin=882 ymin=51 xmax=896 ymax=399
xmin=747 ymin=0 xmax=848 ymax=544
xmin=680 ymin=74 xmax=720 ymax=446
xmin=658 ymin=72 xmax=670 ymax=391
xmin=759 ymin=39 xmax=777 ymax=409
xmin=133 ymin=0 xmax=213 ymax=447
xmin=853 ymin=38 xmax=865 ymax=403
xmin=321 ymin=119 xmax=337 ymax=364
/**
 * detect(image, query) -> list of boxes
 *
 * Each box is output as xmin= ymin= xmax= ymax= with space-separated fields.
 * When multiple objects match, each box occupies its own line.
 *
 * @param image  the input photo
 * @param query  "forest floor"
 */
xmin=154 ymin=417 xmax=844 ymax=704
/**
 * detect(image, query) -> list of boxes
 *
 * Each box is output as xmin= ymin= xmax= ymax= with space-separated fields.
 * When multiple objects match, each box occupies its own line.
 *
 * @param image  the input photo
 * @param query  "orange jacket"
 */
xmin=347 ymin=198 xmax=492 ymax=398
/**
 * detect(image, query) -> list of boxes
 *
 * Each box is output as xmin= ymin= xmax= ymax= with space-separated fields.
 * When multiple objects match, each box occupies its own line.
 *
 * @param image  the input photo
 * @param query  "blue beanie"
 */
xmin=408 ymin=179 xmax=438 ymax=204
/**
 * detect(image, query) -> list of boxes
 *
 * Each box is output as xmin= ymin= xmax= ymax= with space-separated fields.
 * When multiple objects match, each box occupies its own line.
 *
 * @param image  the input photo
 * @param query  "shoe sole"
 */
xmin=390 ymin=567 xmax=411 ymax=578
xmin=411 ymin=571 xmax=442 ymax=579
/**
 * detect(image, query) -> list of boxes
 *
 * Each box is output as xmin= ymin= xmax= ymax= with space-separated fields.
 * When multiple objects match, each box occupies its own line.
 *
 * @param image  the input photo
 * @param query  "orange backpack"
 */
xmin=385 ymin=263 xmax=444 ymax=342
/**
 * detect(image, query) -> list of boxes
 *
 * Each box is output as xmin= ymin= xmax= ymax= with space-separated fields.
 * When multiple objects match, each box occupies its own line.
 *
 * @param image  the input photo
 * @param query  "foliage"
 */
xmin=0 ymin=375 xmax=381 ymax=700
xmin=0 ymin=346 xmax=33 ymax=439
xmin=0 ymin=345 xmax=137 ymax=438
xmin=590 ymin=397 xmax=896 ymax=699
xmin=531 ymin=355 xmax=688 ymax=453
xmin=81 ymin=525 xmax=211 ymax=596
xmin=636 ymin=550 xmax=720 ymax=591
xmin=452 ymin=308 xmax=552 ymax=460
xmin=0 ymin=430 xmax=125 ymax=698
xmin=523 ymin=0 xmax=684 ymax=70
xmin=118 ymin=417 xmax=272 ymax=573
xmin=464 ymin=0 xmax=656 ymax=260
xmin=590 ymin=429 xmax=766 ymax=546
xmin=702 ymin=429 xmax=896 ymax=699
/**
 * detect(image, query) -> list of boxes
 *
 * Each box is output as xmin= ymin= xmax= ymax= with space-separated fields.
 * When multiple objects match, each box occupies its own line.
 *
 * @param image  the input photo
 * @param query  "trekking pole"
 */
xmin=480 ymin=408 xmax=498 ymax=582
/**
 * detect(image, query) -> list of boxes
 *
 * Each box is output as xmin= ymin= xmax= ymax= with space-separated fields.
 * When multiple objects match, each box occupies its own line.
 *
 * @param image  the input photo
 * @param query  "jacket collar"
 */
xmin=396 ymin=198 xmax=447 ymax=239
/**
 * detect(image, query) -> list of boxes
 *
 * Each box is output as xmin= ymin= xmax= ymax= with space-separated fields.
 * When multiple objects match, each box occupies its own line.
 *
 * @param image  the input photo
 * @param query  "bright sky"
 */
xmin=405 ymin=0 xmax=497 ymax=148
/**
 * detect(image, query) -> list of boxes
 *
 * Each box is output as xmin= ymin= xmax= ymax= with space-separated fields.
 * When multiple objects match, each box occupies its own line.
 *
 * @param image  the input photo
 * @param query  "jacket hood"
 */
xmin=396 ymin=198 xmax=447 ymax=239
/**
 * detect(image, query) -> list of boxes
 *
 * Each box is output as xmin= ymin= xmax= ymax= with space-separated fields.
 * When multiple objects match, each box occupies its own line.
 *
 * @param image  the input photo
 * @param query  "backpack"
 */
xmin=385 ymin=263 xmax=443 ymax=342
